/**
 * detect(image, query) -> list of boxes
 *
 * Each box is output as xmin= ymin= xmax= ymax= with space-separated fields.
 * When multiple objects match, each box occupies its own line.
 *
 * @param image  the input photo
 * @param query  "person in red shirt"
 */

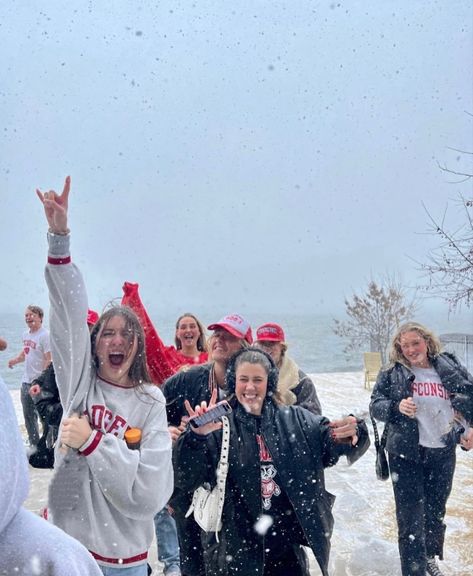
xmin=173 ymin=313 xmax=208 ymax=366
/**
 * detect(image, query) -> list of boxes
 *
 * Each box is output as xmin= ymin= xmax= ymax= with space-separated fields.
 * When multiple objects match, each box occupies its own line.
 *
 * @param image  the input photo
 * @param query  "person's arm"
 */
xmin=294 ymin=370 xmax=322 ymax=415
xmin=8 ymin=350 xmax=25 ymax=369
xmin=173 ymin=388 xmax=222 ymax=492
xmin=37 ymin=177 xmax=92 ymax=413
xmin=0 ymin=337 xmax=7 ymax=351
xmin=435 ymin=353 xmax=473 ymax=424
xmin=43 ymin=351 xmax=52 ymax=370
xmin=369 ymin=368 xmax=402 ymax=423
xmin=162 ymin=371 xmax=189 ymax=426
xmin=327 ymin=415 xmax=370 ymax=465
xmin=75 ymin=389 xmax=173 ymax=520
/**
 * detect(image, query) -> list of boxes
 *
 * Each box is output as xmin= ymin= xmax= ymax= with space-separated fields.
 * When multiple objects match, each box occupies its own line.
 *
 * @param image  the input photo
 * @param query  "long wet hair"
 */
xmin=90 ymin=305 xmax=150 ymax=386
xmin=174 ymin=313 xmax=207 ymax=352
xmin=389 ymin=321 xmax=442 ymax=366
xmin=225 ymin=347 xmax=281 ymax=404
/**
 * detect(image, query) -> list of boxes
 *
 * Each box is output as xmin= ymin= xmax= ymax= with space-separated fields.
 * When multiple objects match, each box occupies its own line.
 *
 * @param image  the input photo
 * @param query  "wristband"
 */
xmin=48 ymin=228 xmax=70 ymax=236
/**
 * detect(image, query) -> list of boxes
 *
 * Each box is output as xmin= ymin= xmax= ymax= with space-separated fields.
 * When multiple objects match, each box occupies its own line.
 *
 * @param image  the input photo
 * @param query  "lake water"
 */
xmin=1 ymin=309 xmax=471 ymax=389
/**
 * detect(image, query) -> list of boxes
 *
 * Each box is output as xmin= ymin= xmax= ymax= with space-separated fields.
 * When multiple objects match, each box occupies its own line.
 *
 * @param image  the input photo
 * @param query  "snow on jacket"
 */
xmin=45 ymin=233 xmax=173 ymax=568
xmin=0 ymin=374 xmax=102 ymax=576
xmin=174 ymin=400 xmax=370 ymax=576
xmin=370 ymin=352 xmax=473 ymax=460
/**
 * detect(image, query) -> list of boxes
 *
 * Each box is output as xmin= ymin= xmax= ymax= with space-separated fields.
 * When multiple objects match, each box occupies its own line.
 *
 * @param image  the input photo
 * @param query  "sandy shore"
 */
xmin=11 ymin=374 xmax=473 ymax=576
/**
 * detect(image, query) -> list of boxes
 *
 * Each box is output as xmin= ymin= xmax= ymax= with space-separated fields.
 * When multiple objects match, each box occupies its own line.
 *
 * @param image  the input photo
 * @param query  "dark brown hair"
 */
xmin=90 ymin=305 xmax=150 ymax=386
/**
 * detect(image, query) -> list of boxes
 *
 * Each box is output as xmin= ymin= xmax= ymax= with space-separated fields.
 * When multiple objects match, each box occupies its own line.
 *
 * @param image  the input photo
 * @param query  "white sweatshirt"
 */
xmin=0 ymin=375 xmax=103 ymax=576
xmin=45 ymin=232 xmax=173 ymax=568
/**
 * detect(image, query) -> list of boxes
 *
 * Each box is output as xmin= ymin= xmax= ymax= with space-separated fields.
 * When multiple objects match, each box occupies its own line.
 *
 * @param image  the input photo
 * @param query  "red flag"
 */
xmin=121 ymin=282 xmax=182 ymax=386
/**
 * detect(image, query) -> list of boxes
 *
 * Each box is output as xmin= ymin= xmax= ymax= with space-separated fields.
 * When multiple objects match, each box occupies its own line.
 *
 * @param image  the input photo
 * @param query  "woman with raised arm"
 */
xmin=37 ymin=176 xmax=173 ymax=576
xmin=174 ymin=347 xmax=370 ymax=576
xmin=370 ymin=322 xmax=473 ymax=576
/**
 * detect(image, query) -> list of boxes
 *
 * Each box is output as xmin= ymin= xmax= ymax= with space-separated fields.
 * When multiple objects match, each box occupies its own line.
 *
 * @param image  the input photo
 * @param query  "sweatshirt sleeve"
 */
xmin=80 ymin=391 xmax=173 ymax=521
xmin=44 ymin=233 xmax=92 ymax=415
xmin=369 ymin=368 xmax=402 ymax=423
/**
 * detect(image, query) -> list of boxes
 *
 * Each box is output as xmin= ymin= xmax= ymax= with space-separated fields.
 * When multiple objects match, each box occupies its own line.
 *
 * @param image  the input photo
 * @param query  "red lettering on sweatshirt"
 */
xmin=412 ymin=382 xmax=449 ymax=399
xmin=89 ymin=404 xmax=129 ymax=438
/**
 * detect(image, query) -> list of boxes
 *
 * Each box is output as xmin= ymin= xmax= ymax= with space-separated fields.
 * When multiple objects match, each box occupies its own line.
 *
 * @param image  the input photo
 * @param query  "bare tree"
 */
xmin=420 ymin=141 xmax=473 ymax=310
xmin=333 ymin=277 xmax=417 ymax=364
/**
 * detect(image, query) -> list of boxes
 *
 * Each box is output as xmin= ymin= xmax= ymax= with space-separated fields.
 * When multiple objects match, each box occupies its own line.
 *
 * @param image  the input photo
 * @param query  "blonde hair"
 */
xmin=389 ymin=322 xmax=442 ymax=366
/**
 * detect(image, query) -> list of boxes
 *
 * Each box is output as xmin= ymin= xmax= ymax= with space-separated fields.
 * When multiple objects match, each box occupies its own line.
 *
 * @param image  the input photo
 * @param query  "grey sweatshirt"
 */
xmin=45 ymin=232 xmax=173 ymax=568
xmin=0 ymin=374 xmax=103 ymax=576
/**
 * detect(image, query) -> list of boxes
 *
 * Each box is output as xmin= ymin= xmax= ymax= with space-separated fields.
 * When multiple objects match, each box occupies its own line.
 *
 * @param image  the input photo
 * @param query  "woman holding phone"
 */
xmin=175 ymin=347 xmax=370 ymax=576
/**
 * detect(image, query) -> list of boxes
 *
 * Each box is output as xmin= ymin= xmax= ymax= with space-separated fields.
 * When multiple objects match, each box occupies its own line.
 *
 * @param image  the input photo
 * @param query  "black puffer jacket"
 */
xmin=174 ymin=400 xmax=370 ymax=576
xmin=163 ymin=363 xmax=213 ymax=427
xmin=32 ymin=363 xmax=62 ymax=427
xmin=370 ymin=352 xmax=473 ymax=460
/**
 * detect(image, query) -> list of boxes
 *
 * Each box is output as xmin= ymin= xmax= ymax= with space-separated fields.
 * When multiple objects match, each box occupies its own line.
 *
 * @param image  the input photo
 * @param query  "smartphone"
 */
xmin=189 ymin=400 xmax=232 ymax=428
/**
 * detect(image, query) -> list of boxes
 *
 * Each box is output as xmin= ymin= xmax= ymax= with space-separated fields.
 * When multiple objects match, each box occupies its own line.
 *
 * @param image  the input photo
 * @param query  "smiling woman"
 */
xmin=370 ymin=322 xmax=473 ymax=576
xmin=90 ymin=308 xmax=145 ymax=387
xmin=175 ymin=347 xmax=370 ymax=576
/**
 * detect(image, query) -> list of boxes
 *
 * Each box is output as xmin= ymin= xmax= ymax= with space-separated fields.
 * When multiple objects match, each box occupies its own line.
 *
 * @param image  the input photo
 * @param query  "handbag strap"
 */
xmin=370 ymin=416 xmax=388 ymax=449
xmin=214 ymin=416 xmax=230 ymax=540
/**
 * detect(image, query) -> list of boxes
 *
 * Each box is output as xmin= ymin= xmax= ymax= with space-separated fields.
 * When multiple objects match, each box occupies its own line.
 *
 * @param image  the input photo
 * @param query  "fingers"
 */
xmin=36 ymin=189 xmax=45 ymax=203
xmin=61 ymin=175 xmax=71 ymax=202
xmin=329 ymin=416 xmax=358 ymax=443
xmin=190 ymin=420 xmax=223 ymax=436
xmin=36 ymin=176 xmax=70 ymax=212
xmin=399 ymin=398 xmax=417 ymax=418
xmin=209 ymin=388 xmax=218 ymax=407
xmin=169 ymin=426 xmax=183 ymax=444
xmin=184 ymin=399 xmax=196 ymax=417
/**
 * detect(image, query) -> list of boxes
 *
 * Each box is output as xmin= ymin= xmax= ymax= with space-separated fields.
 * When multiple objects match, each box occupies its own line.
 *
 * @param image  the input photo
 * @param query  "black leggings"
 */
xmin=389 ymin=445 xmax=456 ymax=576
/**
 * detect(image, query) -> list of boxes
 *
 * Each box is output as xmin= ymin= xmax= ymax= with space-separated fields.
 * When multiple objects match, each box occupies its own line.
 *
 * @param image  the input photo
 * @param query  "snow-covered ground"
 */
xmin=13 ymin=372 xmax=473 ymax=576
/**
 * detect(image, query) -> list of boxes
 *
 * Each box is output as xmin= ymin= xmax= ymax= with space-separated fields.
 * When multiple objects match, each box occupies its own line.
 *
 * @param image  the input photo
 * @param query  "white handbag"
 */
xmin=185 ymin=416 xmax=230 ymax=540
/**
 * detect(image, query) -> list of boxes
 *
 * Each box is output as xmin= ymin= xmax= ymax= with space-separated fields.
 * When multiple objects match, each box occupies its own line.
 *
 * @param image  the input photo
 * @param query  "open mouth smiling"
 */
xmin=109 ymin=352 xmax=125 ymax=367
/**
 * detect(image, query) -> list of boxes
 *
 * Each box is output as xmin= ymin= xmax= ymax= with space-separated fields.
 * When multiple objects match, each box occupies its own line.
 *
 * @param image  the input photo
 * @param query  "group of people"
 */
xmin=0 ymin=175 xmax=472 ymax=576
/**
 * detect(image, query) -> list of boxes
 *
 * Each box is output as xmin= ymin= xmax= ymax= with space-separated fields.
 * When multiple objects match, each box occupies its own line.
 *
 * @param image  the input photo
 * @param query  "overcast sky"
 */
xmin=1 ymin=1 xmax=472 ymax=322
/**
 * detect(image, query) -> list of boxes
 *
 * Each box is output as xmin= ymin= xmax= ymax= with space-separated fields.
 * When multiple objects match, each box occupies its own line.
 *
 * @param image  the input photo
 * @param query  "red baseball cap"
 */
xmin=87 ymin=309 xmax=99 ymax=326
xmin=255 ymin=323 xmax=285 ymax=343
xmin=207 ymin=314 xmax=253 ymax=344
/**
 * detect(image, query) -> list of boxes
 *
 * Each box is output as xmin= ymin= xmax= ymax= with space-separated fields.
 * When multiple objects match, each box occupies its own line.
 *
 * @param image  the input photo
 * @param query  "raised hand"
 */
xmin=184 ymin=388 xmax=223 ymax=436
xmin=36 ymin=175 xmax=71 ymax=234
